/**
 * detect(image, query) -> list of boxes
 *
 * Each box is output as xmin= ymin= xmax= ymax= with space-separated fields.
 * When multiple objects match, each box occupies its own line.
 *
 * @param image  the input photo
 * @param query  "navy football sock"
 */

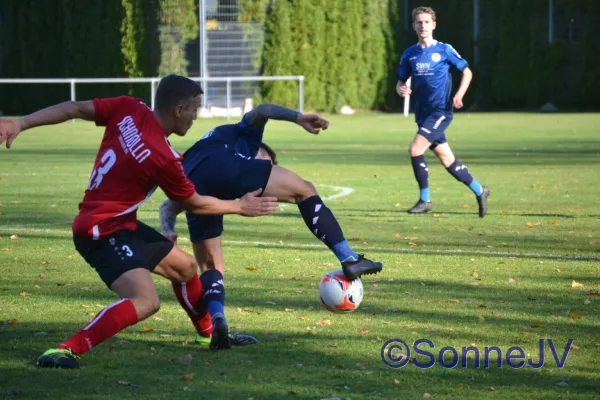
xmin=200 ymin=269 xmax=226 ymax=324
xmin=298 ymin=196 xmax=358 ymax=262
xmin=411 ymin=155 xmax=430 ymax=201
xmin=446 ymin=159 xmax=482 ymax=195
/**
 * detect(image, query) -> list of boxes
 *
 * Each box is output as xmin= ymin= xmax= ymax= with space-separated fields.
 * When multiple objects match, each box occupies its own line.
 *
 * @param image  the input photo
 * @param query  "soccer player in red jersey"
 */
xmin=0 ymin=75 xmax=278 ymax=368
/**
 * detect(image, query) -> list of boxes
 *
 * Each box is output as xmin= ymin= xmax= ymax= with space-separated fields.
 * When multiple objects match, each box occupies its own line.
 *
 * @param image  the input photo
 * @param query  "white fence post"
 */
xmin=150 ymin=78 xmax=157 ymax=110
xmin=403 ymin=77 xmax=411 ymax=117
xmin=70 ymin=79 xmax=76 ymax=123
xmin=298 ymin=76 xmax=304 ymax=113
xmin=226 ymin=78 xmax=231 ymax=120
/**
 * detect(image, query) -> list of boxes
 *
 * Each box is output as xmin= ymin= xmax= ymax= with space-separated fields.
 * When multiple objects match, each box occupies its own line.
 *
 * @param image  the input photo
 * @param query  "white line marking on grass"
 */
xmin=278 ymin=185 xmax=354 ymax=208
xmin=2 ymin=226 xmax=598 ymax=262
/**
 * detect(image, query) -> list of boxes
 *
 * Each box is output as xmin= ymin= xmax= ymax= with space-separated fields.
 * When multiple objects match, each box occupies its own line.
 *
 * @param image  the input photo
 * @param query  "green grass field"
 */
xmin=1 ymin=112 xmax=599 ymax=400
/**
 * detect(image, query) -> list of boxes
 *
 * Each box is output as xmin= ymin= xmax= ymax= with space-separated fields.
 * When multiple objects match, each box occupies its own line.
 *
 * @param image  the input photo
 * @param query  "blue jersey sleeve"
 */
xmin=237 ymin=115 xmax=265 ymax=144
xmin=397 ymin=51 xmax=412 ymax=82
xmin=444 ymin=44 xmax=469 ymax=71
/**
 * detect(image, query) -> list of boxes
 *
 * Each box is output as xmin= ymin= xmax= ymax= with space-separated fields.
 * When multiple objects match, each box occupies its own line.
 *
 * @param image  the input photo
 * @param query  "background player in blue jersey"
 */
xmin=159 ymin=103 xmax=383 ymax=349
xmin=396 ymin=6 xmax=490 ymax=217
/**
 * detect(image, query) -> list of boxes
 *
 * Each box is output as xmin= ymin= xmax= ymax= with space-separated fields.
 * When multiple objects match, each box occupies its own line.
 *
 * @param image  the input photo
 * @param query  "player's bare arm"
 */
xmin=396 ymin=80 xmax=412 ymax=97
xmin=453 ymin=67 xmax=473 ymax=109
xmin=0 ymin=101 xmax=96 ymax=149
xmin=244 ymin=103 xmax=329 ymax=135
xmin=178 ymin=190 xmax=278 ymax=217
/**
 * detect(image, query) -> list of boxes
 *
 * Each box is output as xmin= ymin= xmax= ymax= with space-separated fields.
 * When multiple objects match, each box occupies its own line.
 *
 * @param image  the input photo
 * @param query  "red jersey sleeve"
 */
xmin=153 ymin=158 xmax=197 ymax=201
xmin=92 ymin=96 xmax=130 ymax=126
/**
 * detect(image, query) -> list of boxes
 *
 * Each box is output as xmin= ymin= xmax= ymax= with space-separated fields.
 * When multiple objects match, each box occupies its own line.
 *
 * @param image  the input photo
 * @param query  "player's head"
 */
xmin=412 ymin=6 xmax=436 ymax=40
xmin=155 ymin=74 xmax=203 ymax=136
xmin=256 ymin=142 xmax=278 ymax=165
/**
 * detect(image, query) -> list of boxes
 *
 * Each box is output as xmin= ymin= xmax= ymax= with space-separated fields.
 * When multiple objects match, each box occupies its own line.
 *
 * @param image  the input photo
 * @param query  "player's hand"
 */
xmin=297 ymin=113 xmax=329 ymax=135
xmin=0 ymin=118 xmax=23 ymax=149
xmin=239 ymin=189 xmax=279 ymax=217
xmin=397 ymin=84 xmax=412 ymax=97
xmin=453 ymin=95 xmax=464 ymax=109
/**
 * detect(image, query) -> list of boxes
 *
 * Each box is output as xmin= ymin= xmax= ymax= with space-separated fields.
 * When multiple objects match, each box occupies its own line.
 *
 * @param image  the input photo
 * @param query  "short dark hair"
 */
xmin=260 ymin=142 xmax=278 ymax=165
xmin=154 ymin=74 xmax=203 ymax=114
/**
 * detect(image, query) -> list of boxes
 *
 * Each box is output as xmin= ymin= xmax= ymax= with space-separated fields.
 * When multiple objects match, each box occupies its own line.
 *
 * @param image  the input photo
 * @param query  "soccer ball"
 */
xmin=318 ymin=269 xmax=363 ymax=312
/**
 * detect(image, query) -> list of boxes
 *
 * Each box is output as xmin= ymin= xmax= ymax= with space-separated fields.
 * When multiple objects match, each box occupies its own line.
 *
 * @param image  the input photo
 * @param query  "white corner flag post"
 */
xmin=403 ymin=77 xmax=411 ymax=117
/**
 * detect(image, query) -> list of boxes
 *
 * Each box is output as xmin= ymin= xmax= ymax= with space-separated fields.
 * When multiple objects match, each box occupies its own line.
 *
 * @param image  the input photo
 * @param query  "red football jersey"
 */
xmin=72 ymin=96 xmax=196 ymax=239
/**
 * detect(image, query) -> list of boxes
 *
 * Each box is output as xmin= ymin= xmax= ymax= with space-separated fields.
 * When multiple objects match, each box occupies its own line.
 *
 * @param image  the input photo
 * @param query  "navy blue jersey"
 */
xmin=397 ymin=41 xmax=469 ymax=123
xmin=182 ymin=115 xmax=264 ymax=175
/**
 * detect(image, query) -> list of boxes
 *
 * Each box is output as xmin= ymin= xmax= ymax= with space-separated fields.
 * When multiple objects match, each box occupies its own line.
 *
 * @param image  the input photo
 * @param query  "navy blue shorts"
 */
xmin=416 ymin=112 xmax=453 ymax=150
xmin=185 ymin=153 xmax=272 ymax=243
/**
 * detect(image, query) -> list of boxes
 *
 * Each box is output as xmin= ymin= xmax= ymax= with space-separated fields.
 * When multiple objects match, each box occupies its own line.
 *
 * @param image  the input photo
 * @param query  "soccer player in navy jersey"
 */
xmin=159 ymin=103 xmax=384 ymax=347
xmin=396 ymin=6 xmax=490 ymax=217
xmin=0 ymin=75 xmax=278 ymax=367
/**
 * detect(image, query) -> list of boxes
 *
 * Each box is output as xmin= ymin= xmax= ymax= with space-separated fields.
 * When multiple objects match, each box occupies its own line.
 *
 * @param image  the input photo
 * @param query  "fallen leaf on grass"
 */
xmin=335 ymin=363 xmax=345 ymax=369
xmin=316 ymin=320 xmax=332 ymax=326
xmin=530 ymin=322 xmax=542 ymax=328
xmin=180 ymin=373 xmax=194 ymax=381
xmin=179 ymin=354 xmax=193 ymax=365
xmin=584 ymin=289 xmax=598 ymax=296
xmin=488 ymin=387 xmax=496 ymax=391
xmin=547 ymin=220 xmax=556 ymax=225
xmin=10 ymin=235 xmax=18 ymax=239
xmin=569 ymin=311 xmax=582 ymax=319
xmin=471 ymin=271 xmax=479 ymax=279
xmin=584 ymin=298 xmax=591 ymax=305
xmin=140 ymin=327 xmax=155 ymax=333
xmin=153 ymin=316 xmax=163 ymax=321
xmin=571 ymin=280 xmax=583 ymax=288
xmin=450 ymin=298 xmax=460 ymax=304
xmin=6 ymin=319 xmax=20 ymax=325
xmin=38 ymin=273 xmax=46 ymax=279
xmin=526 ymin=222 xmax=534 ymax=228
xmin=508 ymin=277 xmax=518 ymax=284
xmin=245 ymin=266 xmax=260 ymax=272
xmin=284 ymin=308 xmax=295 ymax=312
xmin=571 ymin=344 xmax=580 ymax=350
xmin=423 ymin=393 xmax=432 ymax=398
xmin=19 ymin=292 xmax=30 ymax=296
xmin=492 ymin=311 xmax=501 ymax=317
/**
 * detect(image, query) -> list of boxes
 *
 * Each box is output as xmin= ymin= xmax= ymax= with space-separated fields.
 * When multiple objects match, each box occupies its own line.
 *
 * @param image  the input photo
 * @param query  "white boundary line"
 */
xmin=1 ymin=226 xmax=598 ymax=262
xmin=278 ymin=185 xmax=354 ymax=208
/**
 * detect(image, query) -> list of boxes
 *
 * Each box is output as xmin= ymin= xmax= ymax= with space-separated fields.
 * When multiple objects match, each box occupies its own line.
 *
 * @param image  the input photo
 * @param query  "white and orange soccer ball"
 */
xmin=318 ymin=269 xmax=364 ymax=312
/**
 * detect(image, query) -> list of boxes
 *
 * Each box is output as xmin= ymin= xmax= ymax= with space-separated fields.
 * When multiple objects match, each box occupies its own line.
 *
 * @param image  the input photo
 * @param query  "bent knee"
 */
xmin=169 ymin=254 xmax=198 ymax=282
xmin=131 ymin=295 xmax=161 ymax=320
xmin=295 ymin=180 xmax=317 ymax=203
xmin=409 ymin=143 xmax=423 ymax=157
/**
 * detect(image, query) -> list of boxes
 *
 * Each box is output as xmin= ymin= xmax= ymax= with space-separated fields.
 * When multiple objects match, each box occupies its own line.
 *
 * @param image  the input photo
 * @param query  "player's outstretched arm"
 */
xmin=179 ymin=189 xmax=279 ymax=217
xmin=0 ymin=101 xmax=96 ymax=149
xmin=244 ymin=103 xmax=329 ymax=135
